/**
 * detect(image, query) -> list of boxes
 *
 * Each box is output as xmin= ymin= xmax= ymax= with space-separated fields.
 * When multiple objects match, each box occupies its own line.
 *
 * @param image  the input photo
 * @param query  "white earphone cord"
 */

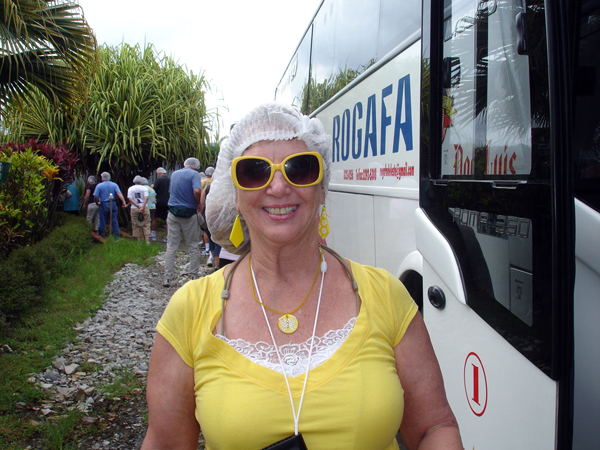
xmin=250 ymin=254 xmax=327 ymax=436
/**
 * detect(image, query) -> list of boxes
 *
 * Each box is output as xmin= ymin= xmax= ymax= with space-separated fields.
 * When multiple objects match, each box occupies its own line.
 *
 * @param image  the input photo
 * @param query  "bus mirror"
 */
xmin=516 ymin=12 xmax=527 ymax=55
xmin=442 ymin=57 xmax=461 ymax=89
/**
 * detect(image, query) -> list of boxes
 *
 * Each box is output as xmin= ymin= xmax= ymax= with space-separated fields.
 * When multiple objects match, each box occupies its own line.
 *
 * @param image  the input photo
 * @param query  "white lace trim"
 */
xmin=216 ymin=317 xmax=357 ymax=377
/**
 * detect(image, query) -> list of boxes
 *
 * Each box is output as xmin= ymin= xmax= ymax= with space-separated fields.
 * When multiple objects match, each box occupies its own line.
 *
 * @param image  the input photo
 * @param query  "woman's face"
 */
xmin=235 ymin=139 xmax=324 ymax=247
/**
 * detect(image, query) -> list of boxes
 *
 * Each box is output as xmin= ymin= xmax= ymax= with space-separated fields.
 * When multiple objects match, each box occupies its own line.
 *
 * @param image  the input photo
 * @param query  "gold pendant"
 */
xmin=278 ymin=314 xmax=298 ymax=334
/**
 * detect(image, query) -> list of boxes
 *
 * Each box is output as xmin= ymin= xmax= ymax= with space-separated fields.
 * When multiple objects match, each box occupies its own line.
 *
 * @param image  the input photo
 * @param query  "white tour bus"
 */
xmin=275 ymin=0 xmax=600 ymax=449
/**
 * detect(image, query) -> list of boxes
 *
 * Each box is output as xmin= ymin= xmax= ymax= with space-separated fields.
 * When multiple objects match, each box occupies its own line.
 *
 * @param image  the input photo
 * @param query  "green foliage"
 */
xmin=0 ymin=140 xmax=82 ymax=255
xmin=44 ymin=410 xmax=81 ymax=450
xmin=0 ymin=236 xmax=158 ymax=448
xmin=0 ymin=0 xmax=97 ymax=119
xmin=5 ymin=42 xmax=218 ymax=187
xmin=81 ymin=43 xmax=215 ymax=174
xmin=0 ymin=146 xmax=60 ymax=255
xmin=297 ymin=59 xmax=376 ymax=115
xmin=0 ymin=214 xmax=91 ymax=321
xmin=102 ymin=368 xmax=145 ymax=399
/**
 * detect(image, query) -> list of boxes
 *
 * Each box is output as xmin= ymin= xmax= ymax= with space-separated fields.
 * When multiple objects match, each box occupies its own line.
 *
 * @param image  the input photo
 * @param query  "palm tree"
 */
xmin=0 ymin=0 xmax=97 ymax=118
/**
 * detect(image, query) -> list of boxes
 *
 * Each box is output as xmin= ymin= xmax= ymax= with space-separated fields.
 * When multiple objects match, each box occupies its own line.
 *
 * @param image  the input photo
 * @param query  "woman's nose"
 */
xmin=267 ymin=169 xmax=290 ymax=195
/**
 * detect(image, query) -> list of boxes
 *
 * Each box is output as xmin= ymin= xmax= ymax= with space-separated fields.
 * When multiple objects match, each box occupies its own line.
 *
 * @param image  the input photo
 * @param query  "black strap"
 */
xmin=219 ymin=248 xmax=251 ymax=336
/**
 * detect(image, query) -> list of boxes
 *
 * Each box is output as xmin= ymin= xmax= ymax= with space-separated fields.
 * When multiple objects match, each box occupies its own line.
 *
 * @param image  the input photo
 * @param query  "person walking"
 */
xmin=152 ymin=167 xmax=170 ymax=243
xmin=93 ymin=172 xmax=126 ymax=239
xmin=143 ymin=177 xmax=157 ymax=241
xmin=163 ymin=158 xmax=202 ymax=286
xmin=83 ymin=176 xmax=100 ymax=232
xmin=200 ymin=166 xmax=214 ymax=255
xmin=128 ymin=175 xmax=151 ymax=244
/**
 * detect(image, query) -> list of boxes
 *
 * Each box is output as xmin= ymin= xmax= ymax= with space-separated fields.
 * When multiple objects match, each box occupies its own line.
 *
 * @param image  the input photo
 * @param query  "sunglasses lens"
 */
xmin=236 ymin=159 xmax=271 ymax=189
xmin=285 ymin=154 xmax=321 ymax=185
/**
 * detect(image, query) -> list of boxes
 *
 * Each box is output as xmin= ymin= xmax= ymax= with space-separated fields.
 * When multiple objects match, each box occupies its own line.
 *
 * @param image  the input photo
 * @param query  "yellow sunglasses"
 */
xmin=231 ymin=152 xmax=324 ymax=190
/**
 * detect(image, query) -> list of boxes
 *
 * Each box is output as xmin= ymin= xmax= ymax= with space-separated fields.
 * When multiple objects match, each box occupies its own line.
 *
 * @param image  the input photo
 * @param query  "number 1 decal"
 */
xmin=464 ymin=352 xmax=488 ymax=416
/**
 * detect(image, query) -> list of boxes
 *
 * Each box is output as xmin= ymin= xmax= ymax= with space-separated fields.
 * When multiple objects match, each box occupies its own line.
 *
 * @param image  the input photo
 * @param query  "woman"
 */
xmin=127 ymin=175 xmax=150 ymax=244
xmin=142 ymin=103 xmax=461 ymax=450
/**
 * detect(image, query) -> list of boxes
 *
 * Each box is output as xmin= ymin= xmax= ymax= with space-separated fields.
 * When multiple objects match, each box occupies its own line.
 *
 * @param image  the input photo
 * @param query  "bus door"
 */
xmin=419 ymin=0 xmax=574 ymax=448
xmin=572 ymin=0 xmax=600 ymax=447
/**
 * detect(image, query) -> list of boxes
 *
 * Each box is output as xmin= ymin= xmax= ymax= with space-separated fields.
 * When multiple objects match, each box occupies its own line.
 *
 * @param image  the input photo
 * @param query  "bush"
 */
xmin=0 ymin=140 xmax=81 ymax=258
xmin=0 ymin=214 xmax=91 ymax=324
xmin=0 ymin=147 xmax=60 ymax=257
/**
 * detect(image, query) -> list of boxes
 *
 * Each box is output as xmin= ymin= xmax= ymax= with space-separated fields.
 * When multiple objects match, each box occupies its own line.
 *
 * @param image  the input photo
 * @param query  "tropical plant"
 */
xmin=5 ymin=43 xmax=217 ymax=182
xmin=0 ymin=139 xmax=80 ymax=256
xmin=0 ymin=0 xmax=97 ymax=118
xmin=0 ymin=145 xmax=59 ymax=256
xmin=79 ymin=43 xmax=215 ymax=175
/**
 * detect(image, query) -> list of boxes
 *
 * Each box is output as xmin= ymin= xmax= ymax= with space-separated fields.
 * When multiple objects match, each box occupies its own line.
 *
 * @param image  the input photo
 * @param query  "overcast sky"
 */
xmin=77 ymin=0 xmax=322 ymax=139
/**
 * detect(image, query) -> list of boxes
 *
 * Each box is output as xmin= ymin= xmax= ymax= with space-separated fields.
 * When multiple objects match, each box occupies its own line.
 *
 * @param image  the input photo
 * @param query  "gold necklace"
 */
xmin=249 ymin=249 xmax=322 ymax=334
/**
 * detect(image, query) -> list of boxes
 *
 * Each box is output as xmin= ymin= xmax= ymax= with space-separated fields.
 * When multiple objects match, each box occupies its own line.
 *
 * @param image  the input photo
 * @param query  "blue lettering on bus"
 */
xmin=331 ymin=75 xmax=414 ymax=163
xmin=381 ymin=84 xmax=393 ymax=155
xmin=364 ymin=94 xmax=378 ymax=157
xmin=393 ymin=75 xmax=413 ymax=153
xmin=332 ymin=115 xmax=340 ymax=162
xmin=341 ymin=109 xmax=351 ymax=161
xmin=352 ymin=102 xmax=363 ymax=159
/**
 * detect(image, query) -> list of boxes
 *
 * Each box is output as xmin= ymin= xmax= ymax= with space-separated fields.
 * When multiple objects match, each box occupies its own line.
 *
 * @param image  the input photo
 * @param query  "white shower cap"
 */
xmin=206 ymin=102 xmax=331 ymax=254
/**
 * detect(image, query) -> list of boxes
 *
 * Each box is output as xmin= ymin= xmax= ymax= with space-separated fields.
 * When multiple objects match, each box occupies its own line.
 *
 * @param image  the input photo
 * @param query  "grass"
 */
xmin=102 ymin=368 xmax=146 ymax=400
xmin=0 ymin=236 xmax=160 ymax=449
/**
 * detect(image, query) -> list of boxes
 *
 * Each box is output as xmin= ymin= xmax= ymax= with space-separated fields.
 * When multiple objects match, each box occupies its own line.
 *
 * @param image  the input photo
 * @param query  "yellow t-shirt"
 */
xmin=157 ymin=260 xmax=418 ymax=450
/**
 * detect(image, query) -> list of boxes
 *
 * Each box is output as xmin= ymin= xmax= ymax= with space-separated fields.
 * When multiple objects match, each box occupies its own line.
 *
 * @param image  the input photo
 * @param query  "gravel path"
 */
xmin=25 ymin=249 xmax=211 ymax=449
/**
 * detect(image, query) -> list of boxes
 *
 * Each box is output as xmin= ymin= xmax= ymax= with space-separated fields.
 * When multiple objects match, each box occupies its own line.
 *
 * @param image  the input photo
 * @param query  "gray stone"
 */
xmin=30 ymin=250 xmax=211 ymax=447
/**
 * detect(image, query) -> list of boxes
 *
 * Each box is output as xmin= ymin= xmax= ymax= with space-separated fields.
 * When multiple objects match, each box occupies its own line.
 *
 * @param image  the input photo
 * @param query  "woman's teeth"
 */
xmin=265 ymin=206 xmax=297 ymax=215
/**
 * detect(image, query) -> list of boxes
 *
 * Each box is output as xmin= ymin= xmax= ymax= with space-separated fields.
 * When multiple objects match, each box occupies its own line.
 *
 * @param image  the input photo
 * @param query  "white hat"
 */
xmin=206 ymin=102 xmax=331 ymax=254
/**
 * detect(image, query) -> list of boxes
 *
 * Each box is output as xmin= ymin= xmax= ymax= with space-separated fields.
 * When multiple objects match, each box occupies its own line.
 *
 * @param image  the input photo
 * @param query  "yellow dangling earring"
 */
xmin=229 ymin=214 xmax=244 ymax=247
xmin=318 ymin=205 xmax=330 ymax=240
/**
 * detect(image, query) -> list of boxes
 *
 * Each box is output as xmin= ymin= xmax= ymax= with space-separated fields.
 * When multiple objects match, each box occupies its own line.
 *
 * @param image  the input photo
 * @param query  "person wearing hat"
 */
xmin=201 ymin=166 xmax=214 ymax=190
xmin=93 ymin=172 xmax=126 ymax=239
xmin=143 ymin=103 xmax=461 ymax=450
xmin=163 ymin=158 xmax=202 ymax=286
xmin=128 ymin=175 xmax=151 ymax=244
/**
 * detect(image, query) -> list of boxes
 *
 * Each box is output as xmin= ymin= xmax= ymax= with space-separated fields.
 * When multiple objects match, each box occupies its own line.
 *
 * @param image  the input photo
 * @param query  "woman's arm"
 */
xmin=394 ymin=312 xmax=462 ymax=450
xmin=141 ymin=333 xmax=200 ymax=450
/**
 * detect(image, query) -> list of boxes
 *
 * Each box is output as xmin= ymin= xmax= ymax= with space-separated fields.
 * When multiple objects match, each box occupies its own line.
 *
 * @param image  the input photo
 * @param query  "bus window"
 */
xmin=275 ymin=26 xmax=313 ymax=112
xmin=378 ymin=0 xmax=422 ymax=57
xmin=440 ymin=0 xmax=533 ymax=179
xmin=574 ymin=0 xmax=600 ymax=212
xmin=310 ymin=0 xmax=380 ymax=113
xmin=277 ymin=0 xmax=422 ymax=114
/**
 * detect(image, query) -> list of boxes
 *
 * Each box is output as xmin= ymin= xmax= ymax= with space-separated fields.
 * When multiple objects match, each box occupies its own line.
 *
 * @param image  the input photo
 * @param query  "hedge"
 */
xmin=0 ymin=214 xmax=92 ymax=325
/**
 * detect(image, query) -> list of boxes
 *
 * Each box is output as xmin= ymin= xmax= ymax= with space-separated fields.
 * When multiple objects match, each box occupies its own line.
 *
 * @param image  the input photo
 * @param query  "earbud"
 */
xmin=321 ymin=260 xmax=328 ymax=273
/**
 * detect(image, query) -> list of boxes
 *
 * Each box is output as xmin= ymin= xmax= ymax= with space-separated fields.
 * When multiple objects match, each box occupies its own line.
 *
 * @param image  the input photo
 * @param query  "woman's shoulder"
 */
xmin=165 ymin=270 xmax=225 ymax=314
xmin=347 ymin=259 xmax=394 ymax=284
xmin=347 ymin=259 xmax=415 ymax=306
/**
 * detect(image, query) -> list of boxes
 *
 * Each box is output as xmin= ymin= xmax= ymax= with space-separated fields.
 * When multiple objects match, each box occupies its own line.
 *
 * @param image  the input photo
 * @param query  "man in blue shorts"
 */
xmin=93 ymin=172 xmax=126 ymax=238
xmin=163 ymin=158 xmax=202 ymax=286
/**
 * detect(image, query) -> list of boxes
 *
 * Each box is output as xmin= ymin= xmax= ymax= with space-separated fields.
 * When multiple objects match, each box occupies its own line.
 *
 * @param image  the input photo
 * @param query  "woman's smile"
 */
xmin=263 ymin=205 xmax=298 ymax=216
